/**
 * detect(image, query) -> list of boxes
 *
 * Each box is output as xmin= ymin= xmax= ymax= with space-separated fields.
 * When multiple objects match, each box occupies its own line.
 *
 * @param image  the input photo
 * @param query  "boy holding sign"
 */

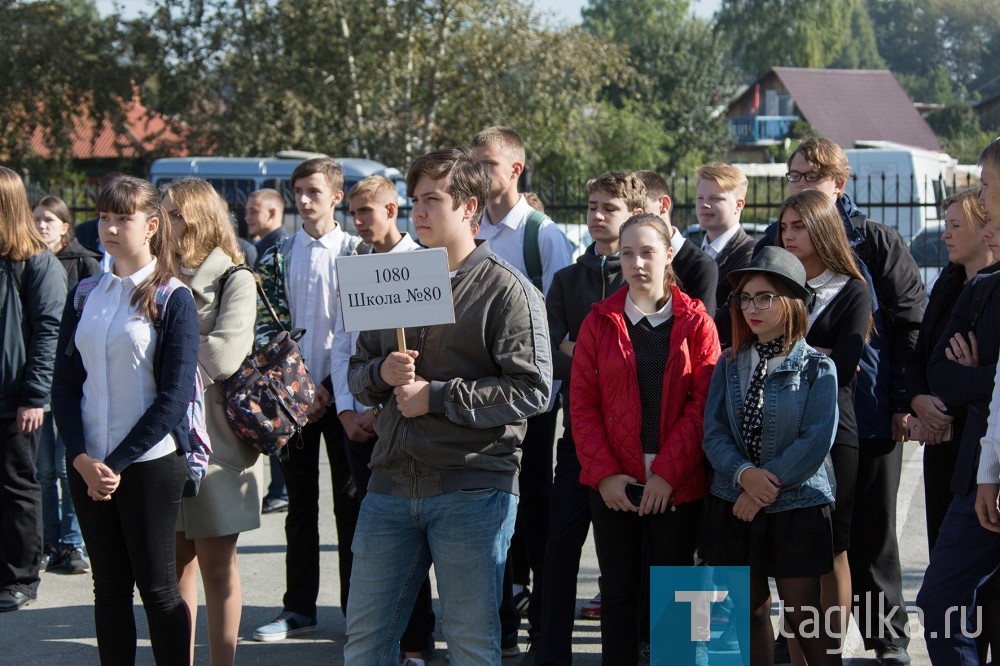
xmin=344 ymin=147 xmax=552 ymax=664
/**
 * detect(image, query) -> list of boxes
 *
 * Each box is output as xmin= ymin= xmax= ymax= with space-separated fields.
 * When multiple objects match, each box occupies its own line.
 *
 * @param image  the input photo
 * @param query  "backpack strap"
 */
xmin=218 ymin=264 xmax=287 ymax=336
xmin=969 ymin=273 xmax=1000 ymax=330
xmin=72 ymin=275 xmax=103 ymax=317
xmin=522 ymin=209 xmax=546 ymax=291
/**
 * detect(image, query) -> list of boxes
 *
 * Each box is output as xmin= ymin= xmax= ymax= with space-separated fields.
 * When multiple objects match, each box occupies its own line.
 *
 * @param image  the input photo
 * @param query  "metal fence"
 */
xmin=27 ymin=171 xmax=981 ymax=289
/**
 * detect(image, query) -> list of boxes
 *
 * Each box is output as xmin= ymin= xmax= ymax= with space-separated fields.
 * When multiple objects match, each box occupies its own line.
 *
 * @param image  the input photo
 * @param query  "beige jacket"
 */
xmin=190 ymin=247 xmax=258 ymax=471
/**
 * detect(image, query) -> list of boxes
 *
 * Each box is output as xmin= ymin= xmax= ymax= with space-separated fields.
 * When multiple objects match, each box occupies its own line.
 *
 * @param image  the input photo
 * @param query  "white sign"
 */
xmin=336 ymin=247 xmax=455 ymax=332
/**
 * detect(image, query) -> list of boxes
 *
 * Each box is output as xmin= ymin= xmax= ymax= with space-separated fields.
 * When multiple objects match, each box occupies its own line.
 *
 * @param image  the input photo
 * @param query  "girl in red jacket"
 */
xmin=571 ymin=213 xmax=721 ymax=664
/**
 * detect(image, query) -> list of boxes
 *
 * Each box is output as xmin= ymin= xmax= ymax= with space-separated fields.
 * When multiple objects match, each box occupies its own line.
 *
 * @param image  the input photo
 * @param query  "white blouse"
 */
xmin=77 ymin=259 xmax=177 ymax=462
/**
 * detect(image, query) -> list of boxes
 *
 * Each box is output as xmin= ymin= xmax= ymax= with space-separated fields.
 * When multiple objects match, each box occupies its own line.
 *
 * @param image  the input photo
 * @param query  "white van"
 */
xmin=844 ymin=142 xmax=954 ymax=242
xmin=149 ymin=152 xmax=412 ymax=237
xmin=735 ymin=143 xmax=955 ymax=242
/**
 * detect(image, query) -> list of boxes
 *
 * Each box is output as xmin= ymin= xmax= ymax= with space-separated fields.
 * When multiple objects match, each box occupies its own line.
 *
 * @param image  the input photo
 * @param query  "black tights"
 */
xmin=725 ymin=572 xmax=842 ymax=666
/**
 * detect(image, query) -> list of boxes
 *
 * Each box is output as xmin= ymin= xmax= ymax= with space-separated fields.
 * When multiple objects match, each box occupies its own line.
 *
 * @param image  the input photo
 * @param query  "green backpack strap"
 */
xmin=523 ymin=209 xmax=546 ymax=291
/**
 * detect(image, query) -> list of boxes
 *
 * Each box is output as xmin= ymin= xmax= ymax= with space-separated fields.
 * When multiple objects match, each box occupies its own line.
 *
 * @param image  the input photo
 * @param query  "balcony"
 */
xmin=729 ymin=115 xmax=801 ymax=144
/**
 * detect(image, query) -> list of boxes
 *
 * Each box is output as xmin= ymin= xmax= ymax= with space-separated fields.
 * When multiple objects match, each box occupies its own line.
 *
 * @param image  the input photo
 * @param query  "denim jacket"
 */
xmin=702 ymin=338 xmax=838 ymax=512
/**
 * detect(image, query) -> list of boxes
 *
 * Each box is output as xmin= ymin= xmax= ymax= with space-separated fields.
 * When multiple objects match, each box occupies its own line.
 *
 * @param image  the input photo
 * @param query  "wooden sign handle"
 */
xmin=396 ymin=328 xmax=406 ymax=353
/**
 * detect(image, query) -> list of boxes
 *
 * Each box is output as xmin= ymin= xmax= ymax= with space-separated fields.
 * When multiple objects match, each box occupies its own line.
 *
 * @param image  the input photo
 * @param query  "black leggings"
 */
xmin=70 ymin=452 xmax=189 ymax=665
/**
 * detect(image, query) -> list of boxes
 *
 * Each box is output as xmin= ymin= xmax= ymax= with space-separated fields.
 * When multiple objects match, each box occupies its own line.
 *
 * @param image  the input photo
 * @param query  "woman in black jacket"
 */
xmin=777 ymin=189 xmax=872 ymax=660
xmin=0 ymin=167 xmax=67 ymax=611
xmin=908 ymin=188 xmax=1000 ymax=661
xmin=31 ymin=195 xmax=101 ymax=574
xmin=908 ymin=189 xmax=997 ymax=549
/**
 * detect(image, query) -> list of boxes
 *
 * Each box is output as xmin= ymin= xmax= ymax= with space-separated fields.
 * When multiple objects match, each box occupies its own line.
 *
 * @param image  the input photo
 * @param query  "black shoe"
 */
xmin=0 ymin=589 xmax=34 ymax=612
xmin=501 ymin=632 xmax=520 ymax=658
xmin=52 ymin=546 xmax=90 ymax=575
xmin=40 ymin=545 xmax=60 ymax=572
xmin=876 ymin=645 xmax=911 ymax=666
xmin=773 ymin=633 xmax=791 ymax=665
xmin=262 ymin=496 xmax=289 ymax=514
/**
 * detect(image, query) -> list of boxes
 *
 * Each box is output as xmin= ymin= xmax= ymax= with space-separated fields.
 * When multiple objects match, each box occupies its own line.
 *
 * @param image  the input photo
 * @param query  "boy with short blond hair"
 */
xmin=695 ymin=162 xmax=755 ymax=345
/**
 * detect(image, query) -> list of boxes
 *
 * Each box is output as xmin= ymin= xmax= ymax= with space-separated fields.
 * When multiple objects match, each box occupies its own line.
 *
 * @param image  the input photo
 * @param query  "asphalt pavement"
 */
xmin=2 ymin=442 xmax=934 ymax=665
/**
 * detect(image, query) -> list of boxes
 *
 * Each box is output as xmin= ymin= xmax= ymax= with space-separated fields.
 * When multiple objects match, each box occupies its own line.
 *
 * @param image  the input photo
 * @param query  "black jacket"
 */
xmin=928 ymin=270 xmax=1000 ymax=495
xmin=711 ymin=226 xmax=756 ymax=346
xmin=673 ymin=238 xmax=718 ymax=315
xmin=757 ymin=203 xmax=925 ymax=436
xmin=74 ymin=218 xmax=100 ymax=254
xmin=0 ymin=251 xmax=68 ymax=416
xmin=56 ymin=237 xmax=102 ymax=293
xmin=547 ymin=244 xmax=623 ymax=430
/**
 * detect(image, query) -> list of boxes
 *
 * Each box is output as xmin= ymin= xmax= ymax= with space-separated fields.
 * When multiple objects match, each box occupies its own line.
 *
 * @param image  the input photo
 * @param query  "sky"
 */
xmin=95 ymin=0 xmax=723 ymax=22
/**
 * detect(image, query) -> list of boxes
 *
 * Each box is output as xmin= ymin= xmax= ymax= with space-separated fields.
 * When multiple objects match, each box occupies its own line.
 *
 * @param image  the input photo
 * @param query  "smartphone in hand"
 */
xmin=625 ymin=483 xmax=645 ymax=508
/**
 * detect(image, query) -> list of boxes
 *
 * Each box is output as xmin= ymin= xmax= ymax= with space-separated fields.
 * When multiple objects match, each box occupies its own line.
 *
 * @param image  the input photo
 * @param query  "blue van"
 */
xmin=149 ymin=152 xmax=412 ymax=237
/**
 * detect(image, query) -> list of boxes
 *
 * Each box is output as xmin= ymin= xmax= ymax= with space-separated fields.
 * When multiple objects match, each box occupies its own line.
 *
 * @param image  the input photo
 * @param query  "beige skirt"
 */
xmin=176 ymin=433 xmax=264 ymax=540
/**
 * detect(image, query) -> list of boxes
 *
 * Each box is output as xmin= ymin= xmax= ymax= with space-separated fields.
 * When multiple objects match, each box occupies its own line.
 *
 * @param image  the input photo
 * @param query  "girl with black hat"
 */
xmin=701 ymin=245 xmax=843 ymax=666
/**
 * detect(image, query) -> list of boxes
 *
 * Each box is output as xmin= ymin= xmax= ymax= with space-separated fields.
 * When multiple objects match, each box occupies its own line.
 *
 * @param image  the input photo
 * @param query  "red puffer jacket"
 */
xmin=570 ymin=285 xmax=720 ymax=505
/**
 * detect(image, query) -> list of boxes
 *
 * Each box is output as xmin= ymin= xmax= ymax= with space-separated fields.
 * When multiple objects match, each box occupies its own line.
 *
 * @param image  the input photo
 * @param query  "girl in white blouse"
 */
xmin=53 ymin=176 xmax=200 ymax=665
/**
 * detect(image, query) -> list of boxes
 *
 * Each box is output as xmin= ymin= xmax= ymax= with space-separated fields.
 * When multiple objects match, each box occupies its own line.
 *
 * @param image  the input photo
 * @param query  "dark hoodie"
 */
xmin=547 ymin=242 xmax=623 ymax=430
xmin=56 ymin=237 xmax=102 ymax=292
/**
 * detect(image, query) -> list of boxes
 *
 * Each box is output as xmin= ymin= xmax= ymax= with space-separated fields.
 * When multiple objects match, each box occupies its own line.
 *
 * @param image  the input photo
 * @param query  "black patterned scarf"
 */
xmin=741 ymin=336 xmax=786 ymax=465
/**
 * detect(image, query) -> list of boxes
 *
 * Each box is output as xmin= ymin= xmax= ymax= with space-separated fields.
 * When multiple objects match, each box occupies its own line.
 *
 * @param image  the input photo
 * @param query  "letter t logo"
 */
xmin=675 ymin=590 xmax=728 ymax=641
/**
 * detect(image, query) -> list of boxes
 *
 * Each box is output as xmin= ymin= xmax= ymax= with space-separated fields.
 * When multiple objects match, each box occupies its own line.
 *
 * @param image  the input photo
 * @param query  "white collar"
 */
xmin=669 ymin=226 xmax=685 ymax=255
xmin=298 ymin=224 xmax=344 ymax=248
xmin=702 ymin=224 xmax=740 ymax=256
xmin=625 ymin=291 xmax=673 ymax=327
xmin=107 ymin=257 xmax=157 ymax=291
xmin=484 ymin=196 xmax=532 ymax=231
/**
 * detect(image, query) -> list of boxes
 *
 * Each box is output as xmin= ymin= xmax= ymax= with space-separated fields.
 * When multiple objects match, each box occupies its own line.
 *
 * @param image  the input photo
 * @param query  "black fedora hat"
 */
xmin=727 ymin=246 xmax=811 ymax=302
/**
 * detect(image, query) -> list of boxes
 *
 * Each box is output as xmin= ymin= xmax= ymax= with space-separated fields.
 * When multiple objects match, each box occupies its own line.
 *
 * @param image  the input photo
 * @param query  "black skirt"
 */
xmin=699 ymin=493 xmax=834 ymax=579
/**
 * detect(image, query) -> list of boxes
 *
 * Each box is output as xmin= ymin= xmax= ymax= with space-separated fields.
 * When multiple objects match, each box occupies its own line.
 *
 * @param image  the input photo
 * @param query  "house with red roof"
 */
xmin=24 ymin=95 xmax=188 ymax=175
xmin=726 ymin=67 xmax=943 ymax=161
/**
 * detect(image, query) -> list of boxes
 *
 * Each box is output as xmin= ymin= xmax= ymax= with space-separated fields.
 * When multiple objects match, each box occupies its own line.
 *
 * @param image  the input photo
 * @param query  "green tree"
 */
xmin=926 ymin=103 xmax=992 ymax=163
xmin=582 ymin=0 xmax=739 ymax=175
xmin=124 ymin=0 xmax=632 ymax=182
xmin=716 ymin=0 xmax=882 ymax=80
xmin=868 ymin=0 xmax=1000 ymax=102
xmin=0 ymin=0 xmax=133 ymax=171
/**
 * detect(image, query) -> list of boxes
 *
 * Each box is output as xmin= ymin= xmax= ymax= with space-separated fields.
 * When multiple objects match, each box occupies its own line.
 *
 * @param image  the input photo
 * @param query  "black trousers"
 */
xmin=589 ymin=490 xmax=701 ymax=666
xmin=504 ymin=408 xmax=558 ymax=636
xmin=344 ymin=434 xmax=436 ymax=653
xmin=923 ymin=439 xmax=961 ymax=553
xmin=70 ymin=452 xmax=189 ymax=665
xmin=0 ymin=416 xmax=41 ymax=595
xmin=534 ymin=434 xmax=593 ymax=664
xmin=280 ymin=411 xmax=359 ymax=617
xmin=850 ymin=437 xmax=909 ymax=650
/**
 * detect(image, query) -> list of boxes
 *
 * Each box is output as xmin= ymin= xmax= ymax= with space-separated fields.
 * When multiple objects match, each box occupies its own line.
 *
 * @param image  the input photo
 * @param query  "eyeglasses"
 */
xmin=736 ymin=293 xmax=777 ymax=310
xmin=785 ymin=171 xmax=824 ymax=183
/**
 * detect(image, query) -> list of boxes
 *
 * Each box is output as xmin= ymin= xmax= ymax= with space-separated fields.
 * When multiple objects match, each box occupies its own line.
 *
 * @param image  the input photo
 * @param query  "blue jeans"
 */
xmin=917 ymin=490 xmax=1000 ymax=665
xmin=35 ymin=412 xmax=82 ymax=549
xmin=344 ymin=489 xmax=518 ymax=666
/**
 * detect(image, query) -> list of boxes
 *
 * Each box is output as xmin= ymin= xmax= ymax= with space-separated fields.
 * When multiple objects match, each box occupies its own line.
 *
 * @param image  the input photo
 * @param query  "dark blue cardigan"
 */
xmin=52 ymin=281 xmax=200 ymax=474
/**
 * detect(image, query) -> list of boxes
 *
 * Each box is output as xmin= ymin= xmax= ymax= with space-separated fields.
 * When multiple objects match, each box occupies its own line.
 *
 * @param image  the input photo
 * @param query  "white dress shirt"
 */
xmin=285 ymin=226 xmax=357 ymax=383
xmin=331 ymin=233 xmax=422 ymax=414
xmin=701 ymin=224 xmax=740 ymax=261
xmin=77 ymin=258 xmax=177 ymax=462
xmin=475 ymin=195 xmax=574 ymax=296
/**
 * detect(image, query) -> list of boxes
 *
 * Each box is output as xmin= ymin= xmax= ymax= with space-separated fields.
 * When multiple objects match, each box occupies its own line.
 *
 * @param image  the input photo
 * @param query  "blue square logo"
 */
xmin=650 ymin=566 xmax=749 ymax=665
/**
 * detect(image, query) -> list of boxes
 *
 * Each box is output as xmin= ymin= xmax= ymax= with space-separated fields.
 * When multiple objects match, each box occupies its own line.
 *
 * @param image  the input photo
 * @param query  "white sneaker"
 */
xmin=252 ymin=611 xmax=317 ymax=642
